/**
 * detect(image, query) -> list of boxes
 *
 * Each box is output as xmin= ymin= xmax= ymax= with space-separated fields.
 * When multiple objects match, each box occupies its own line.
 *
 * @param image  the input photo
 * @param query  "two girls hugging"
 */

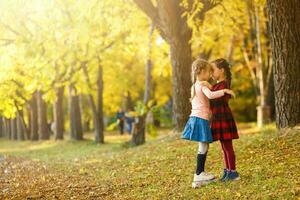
xmin=181 ymin=58 xmax=240 ymax=188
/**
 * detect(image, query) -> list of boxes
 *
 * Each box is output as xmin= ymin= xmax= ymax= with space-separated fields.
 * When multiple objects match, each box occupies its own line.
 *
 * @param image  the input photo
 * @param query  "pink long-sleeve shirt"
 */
xmin=190 ymin=81 xmax=225 ymax=120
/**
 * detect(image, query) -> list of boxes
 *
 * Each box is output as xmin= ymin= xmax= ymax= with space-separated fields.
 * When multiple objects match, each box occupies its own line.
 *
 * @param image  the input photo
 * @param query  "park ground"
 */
xmin=0 ymin=123 xmax=299 ymax=199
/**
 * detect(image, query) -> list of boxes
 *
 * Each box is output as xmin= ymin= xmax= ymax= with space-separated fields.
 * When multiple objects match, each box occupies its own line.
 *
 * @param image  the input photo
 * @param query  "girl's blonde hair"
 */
xmin=190 ymin=58 xmax=212 ymax=101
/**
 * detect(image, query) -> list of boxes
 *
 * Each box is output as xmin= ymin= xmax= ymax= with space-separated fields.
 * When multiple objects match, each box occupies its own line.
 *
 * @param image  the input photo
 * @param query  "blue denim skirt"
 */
xmin=181 ymin=116 xmax=213 ymax=143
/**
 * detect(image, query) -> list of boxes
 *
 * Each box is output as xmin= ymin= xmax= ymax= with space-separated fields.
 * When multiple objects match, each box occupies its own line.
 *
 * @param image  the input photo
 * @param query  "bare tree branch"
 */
xmin=133 ymin=0 xmax=160 ymax=26
xmin=0 ymin=20 xmax=21 ymax=36
xmin=0 ymin=38 xmax=15 ymax=46
xmin=133 ymin=0 xmax=168 ymax=41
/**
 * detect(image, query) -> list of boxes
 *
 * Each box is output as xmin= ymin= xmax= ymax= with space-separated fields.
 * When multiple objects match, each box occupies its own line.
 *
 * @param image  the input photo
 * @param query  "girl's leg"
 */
xmin=222 ymin=140 xmax=236 ymax=170
xmin=220 ymin=141 xmax=230 ymax=169
xmin=196 ymin=142 xmax=209 ymax=175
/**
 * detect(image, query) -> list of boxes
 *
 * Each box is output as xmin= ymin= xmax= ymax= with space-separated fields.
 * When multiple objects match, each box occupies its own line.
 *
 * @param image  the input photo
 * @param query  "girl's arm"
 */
xmin=199 ymin=81 xmax=212 ymax=89
xmin=202 ymin=87 xmax=236 ymax=99
xmin=202 ymin=86 xmax=225 ymax=99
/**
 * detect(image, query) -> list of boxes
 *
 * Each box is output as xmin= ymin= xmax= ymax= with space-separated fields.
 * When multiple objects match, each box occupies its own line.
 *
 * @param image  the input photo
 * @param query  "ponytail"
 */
xmin=190 ymin=72 xmax=197 ymax=102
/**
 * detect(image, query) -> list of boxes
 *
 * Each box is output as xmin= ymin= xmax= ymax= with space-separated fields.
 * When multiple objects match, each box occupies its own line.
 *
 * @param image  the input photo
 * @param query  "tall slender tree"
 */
xmin=68 ymin=85 xmax=83 ymax=140
xmin=37 ymin=91 xmax=49 ymax=140
xmin=134 ymin=0 xmax=219 ymax=130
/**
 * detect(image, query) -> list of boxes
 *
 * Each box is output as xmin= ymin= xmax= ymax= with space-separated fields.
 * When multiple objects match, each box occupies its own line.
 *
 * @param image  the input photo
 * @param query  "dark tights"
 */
xmin=220 ymin=140 xmax=236 ymax=170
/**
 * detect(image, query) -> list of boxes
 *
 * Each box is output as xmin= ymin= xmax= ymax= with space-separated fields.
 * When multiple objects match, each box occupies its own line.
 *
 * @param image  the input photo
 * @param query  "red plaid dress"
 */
xmin=210 ymin=80 xmax=239 ymax=141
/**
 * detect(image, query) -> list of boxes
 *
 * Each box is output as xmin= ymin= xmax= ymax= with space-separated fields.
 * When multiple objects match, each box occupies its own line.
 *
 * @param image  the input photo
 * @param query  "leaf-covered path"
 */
xmin=0 ymin=156 xmax=107 ymax=199
xmin=0 ymin=125 xmax=299 ymax=199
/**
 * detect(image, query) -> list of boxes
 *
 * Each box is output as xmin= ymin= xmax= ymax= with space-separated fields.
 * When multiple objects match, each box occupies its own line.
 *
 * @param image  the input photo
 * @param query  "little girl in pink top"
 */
xmin=181 ymin=58 xmax=235 ymax=188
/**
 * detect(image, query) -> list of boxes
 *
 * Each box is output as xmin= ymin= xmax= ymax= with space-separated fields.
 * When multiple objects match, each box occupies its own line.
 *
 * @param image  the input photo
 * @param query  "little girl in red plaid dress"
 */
xmin=210 ymin=58 xmax=240 ymax=181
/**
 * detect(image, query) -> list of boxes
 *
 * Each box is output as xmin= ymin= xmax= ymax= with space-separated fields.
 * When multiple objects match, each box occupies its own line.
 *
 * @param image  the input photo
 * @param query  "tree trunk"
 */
xmin=87 ymin=94 xmax=103 ymax=143
xmin=30 ymin=92 xmax=39 ymax=141
xmin=226 ymin=36 xmax=236 ymax=62
xmin=15 ymin=106 xmax=29 ymax=139
xmin=54 ymin=86 xmax=65 ymax=140
xmin=144 ymin=22 xmax=154 ymax=104
xmin=134 ymin=0 xmax=216 ymax=131
xmin=68 ymin=85 xmax=83 ymax=140
xmin=17 ymin=112 xmax=25 ymax=140
xmin=144 ymin=58 xmax=152 ymax=104
xmin=27 ymin=105 xmax=31 ymax=139
xmin=79 ymin=95 xmax=86 ymax=130
xmin=82 ymin=62 xmax=104 ymax=143
xmin=96 ymin=64 xmax=104 ymax=143
xmin=131 ymin=116 xmax=145 ymax=146
xmin=37 ymin=91 xmax=49 ymax=140
xmin=169 ymin=36 xmax=192 ymax=130
xmin=123 ymin=91 xmax=134 ymax=111
xmin=255 ymin=6 xmax=271 ymax=127
xmin=5 ymin=119 xmax=11 ymax=139
xmin=266 ymin=68 xmax=275 ymax=120
xmin=11 ymin=118 xmax=17 ymax=140
xmin=79 ymin=95 xmax=90 ymax=133
xmin=0 ymin=117 xmax=3 ymax=137
xmin=134 ymin=22 xmax=155 ymax=146
xmin=82 ymin=119 xmax=90 ymax=132
xmin=267 ymin=0 xmax=300 ymax=129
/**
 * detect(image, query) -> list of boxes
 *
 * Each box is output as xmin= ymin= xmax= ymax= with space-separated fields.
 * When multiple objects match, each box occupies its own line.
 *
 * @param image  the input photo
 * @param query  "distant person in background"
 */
xmin=116 ymin=109 xmax=125 ymax=135
xmin=125 ymin=111 xmax=135 ymax=134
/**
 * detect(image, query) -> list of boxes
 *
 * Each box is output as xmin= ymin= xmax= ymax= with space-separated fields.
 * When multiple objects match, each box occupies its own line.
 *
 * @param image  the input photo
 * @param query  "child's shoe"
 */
xmin=192 ymin=172 xmax=215 ymax=188
xmin=220 ymin=169 xmax=228 ymax=182
xmin=224 ymin=170 xmax=240 ymax=181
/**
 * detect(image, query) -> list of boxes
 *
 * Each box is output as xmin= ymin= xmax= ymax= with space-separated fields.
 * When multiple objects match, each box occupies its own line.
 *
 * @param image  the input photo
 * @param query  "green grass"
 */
xmin=0 ymin=124 xmax=299 ymax=199
xmin=0 ymin=129 xmax=170 ymax=164
xmin=0 ymin=134 xmax=128 ymax=163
